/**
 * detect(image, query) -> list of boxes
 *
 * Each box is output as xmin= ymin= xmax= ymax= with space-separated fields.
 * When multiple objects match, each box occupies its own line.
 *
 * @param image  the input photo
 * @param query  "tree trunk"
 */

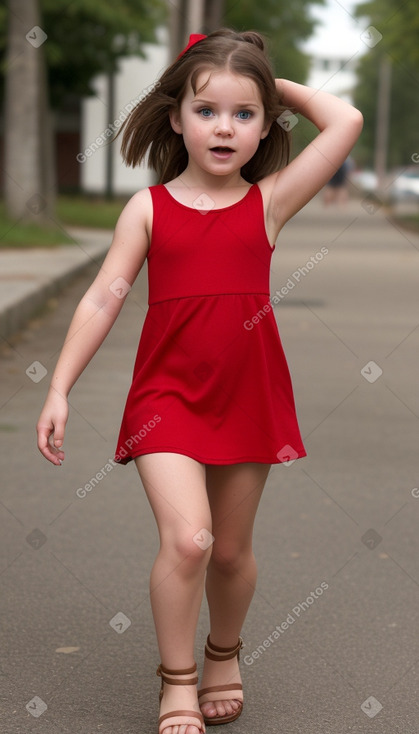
xmin=4 ymin=0 xmax=54 ymax=222
xmin=185 ymin=0 xmax=205 ymax=37
xmin=169 ymin=0 xmax=206 ymax=57
xmin=204 ymin=0 xmax=225 ymax=32
xmin=168 ymin=0 xmax=224 ymax=58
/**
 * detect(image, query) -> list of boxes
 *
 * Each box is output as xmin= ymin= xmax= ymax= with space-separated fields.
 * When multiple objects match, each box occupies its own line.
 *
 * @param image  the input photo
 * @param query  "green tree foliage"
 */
xmin=355 ymin=0 xmax=419 ymax=67
xmin=223 ymin=0 xmax=324 ymax=83
xmin=45 ymin=0 xmax=166 ymax=106
xmin=0 ymin=0 xmax=166 ymax=108
xmin=354 ymin=49 xmax=419 ymax=168
xmin=353 ymin=0 xmax=419 ymax=167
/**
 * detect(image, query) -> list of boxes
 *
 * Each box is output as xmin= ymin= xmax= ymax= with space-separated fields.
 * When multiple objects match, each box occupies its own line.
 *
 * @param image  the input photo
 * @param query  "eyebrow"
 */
xmin=192 ymin=98 xmax=261 ymax=108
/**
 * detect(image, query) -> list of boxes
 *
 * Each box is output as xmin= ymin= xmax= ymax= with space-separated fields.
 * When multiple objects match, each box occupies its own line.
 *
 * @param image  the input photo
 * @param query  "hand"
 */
xmin=37 ymin=390 xmax=69 ymax=466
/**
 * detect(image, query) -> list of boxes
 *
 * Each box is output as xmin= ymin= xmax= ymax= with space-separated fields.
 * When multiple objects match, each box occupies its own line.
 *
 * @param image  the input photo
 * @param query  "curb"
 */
xmin=0 ymin=230 xmax=111 ymax=343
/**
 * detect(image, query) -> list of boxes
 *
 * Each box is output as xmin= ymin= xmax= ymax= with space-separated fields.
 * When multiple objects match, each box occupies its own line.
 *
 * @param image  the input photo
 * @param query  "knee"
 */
xmin=161 ymin=525 xmax=213 ymax=571
xmin=210 ymin=540 xmax=254 ymax=574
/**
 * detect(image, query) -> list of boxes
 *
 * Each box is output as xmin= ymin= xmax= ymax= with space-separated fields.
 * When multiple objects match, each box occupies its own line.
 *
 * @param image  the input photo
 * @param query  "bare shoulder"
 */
xmin=115 ymin=187 xmax=153 ymax=242
xmin=96 ymin=188 xmax=153 ymax=288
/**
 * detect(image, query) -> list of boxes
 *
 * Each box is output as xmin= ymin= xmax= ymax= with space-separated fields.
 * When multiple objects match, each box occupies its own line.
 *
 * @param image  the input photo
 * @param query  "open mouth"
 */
xmin=210 ymin=146 xmax=235 ymax=153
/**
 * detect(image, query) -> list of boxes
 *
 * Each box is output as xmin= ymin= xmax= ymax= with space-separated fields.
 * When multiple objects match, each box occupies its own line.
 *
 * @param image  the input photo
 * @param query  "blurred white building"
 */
xmin=78 ymin=32 xmax=169 ymax=196
xmin=305 ymin=54 xmax=359 ymax=104
xmin=303 ymin=0 xmax=369 ymax=103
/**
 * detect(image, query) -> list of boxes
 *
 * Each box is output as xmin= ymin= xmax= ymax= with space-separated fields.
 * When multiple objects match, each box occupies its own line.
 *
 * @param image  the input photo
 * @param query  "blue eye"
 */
xmin=237 ymin=110 xmax=252 ymax=120
xmin=199 ymin=108 xmax=213 ymax=117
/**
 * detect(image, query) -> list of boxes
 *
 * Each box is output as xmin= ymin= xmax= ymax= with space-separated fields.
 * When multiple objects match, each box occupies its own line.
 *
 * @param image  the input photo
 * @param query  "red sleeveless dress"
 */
xmin=115 ymin=184 xmax=306 ymax=465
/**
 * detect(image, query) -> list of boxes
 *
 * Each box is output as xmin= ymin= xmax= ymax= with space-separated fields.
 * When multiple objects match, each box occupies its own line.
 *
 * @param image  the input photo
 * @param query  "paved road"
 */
xmin=1 ymin=195 xmax=418 ymax=733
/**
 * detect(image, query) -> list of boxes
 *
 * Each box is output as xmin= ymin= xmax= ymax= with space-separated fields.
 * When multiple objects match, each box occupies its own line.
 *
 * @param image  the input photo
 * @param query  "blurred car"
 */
xmin=388 ymin=167 xmax=419 ymax=202
xmin=349 ymin=169 xmax=378 ymax=193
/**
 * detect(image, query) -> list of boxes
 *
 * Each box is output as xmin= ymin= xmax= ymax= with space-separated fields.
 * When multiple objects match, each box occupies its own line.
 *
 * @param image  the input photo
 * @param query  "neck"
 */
xmin=177 ymin=163 xmax=247 ymax=191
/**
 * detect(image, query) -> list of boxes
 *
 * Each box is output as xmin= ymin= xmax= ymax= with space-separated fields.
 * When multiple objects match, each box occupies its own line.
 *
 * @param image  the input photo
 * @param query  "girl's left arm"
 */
xmin=267 ymin=79 xmax=363 ymax=228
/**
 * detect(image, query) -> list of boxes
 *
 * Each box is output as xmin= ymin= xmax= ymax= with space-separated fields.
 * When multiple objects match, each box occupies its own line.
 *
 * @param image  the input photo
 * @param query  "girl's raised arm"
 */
xmin=36 ymin=189 xmax=151 ymax=466
xmin=266 ymin=80 xmax=363 ymax=228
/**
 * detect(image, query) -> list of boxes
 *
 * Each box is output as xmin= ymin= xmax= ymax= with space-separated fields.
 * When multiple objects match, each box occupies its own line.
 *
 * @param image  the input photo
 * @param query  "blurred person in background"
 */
xmin=323 ymin=158 xmax=352 ymax=205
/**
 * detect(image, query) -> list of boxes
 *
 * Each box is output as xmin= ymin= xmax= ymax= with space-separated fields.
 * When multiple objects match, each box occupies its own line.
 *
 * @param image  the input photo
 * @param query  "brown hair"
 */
xmin=118 ymin=28 xmax=291 ymax=184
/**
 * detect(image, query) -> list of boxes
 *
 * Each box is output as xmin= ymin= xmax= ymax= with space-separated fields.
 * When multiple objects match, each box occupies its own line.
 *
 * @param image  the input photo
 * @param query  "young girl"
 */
xmin=37 ymin=28 xmax=362 ymax=734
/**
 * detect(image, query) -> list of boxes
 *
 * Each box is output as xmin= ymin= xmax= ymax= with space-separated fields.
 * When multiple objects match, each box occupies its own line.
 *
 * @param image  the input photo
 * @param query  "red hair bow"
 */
xmin=177 ymin=33 xmax=207 ymax=59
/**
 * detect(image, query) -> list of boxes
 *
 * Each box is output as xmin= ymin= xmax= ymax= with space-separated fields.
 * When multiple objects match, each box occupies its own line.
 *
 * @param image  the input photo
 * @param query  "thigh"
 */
xmin=205 ymin=463 xmax=271 ymax=547
xmin=135 ymin=452 xmax=211 ymax=543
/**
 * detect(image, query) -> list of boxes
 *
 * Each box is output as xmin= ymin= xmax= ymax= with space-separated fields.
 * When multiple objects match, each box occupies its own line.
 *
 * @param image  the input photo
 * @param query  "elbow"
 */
xmin=82 ymin=281 xmax=127 ymax=319
xmin=342 ymin=107 xmax=363 ymax=146
xmin=351 ymin=107 xmax=364 ymax=133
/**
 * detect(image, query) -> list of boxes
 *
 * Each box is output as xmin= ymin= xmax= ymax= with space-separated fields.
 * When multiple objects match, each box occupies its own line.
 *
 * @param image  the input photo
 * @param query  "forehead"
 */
xmin=186 ymin=69 xmax=262 ymax=103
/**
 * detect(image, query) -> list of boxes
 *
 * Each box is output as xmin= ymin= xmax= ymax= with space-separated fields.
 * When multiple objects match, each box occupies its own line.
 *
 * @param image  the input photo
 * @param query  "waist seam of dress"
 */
xmin=148 ymin=291 xmax=271 ymax=306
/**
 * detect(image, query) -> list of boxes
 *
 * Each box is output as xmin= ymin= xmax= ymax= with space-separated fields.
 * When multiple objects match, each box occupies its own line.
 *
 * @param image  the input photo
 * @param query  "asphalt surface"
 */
xmin=1 ymin=195 xmax=419 ymax=733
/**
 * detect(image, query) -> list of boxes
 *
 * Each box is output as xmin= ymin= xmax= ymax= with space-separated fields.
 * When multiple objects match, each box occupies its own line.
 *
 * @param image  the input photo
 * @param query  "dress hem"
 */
xmin=115 ymin=446 xmax=307 ymax=466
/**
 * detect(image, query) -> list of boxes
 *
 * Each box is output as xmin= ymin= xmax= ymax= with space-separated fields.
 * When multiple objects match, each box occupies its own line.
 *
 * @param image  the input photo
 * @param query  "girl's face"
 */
xmin=170 ymin=69 xmax=271 ymax=179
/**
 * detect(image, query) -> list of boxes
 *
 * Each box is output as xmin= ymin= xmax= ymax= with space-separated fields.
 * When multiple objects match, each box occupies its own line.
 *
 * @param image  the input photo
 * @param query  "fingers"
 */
xmin=37 ymin=423 xmax=66 ymax=466
xmin=37 ymin=395 xmax=68 ymax=466
xmin=52 ymin=423 xmax=65 ymax=451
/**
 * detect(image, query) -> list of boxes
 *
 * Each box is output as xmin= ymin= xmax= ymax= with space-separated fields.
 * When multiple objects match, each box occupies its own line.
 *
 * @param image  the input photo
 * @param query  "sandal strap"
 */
xmin=204 ymin=635 xmax=243 ymax=662
xmin=198 ymin=683 xmax=243 ymax=696
xmin=156 ymin=662 xmax=198 ymax=686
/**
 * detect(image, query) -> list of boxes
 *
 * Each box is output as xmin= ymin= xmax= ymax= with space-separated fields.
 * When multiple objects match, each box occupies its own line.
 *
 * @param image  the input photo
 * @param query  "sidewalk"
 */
xmin=0 ymin=227 xmax=111 ymax=342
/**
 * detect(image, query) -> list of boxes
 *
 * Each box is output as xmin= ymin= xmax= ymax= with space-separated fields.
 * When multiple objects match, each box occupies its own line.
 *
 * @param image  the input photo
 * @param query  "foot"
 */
xmin=160 ymin=725 xmax=202 ymax=734
xmin=198 ymin=643 xmax=243 ymax=722
xmin=158 ymin=666 xmax=205 ymax=734
xmin=200 ymin=697 xmax=242 ymax=722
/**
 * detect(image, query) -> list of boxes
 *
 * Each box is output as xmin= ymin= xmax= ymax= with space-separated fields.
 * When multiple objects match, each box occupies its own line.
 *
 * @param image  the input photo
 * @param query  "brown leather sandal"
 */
xmin=198 ymin=636 xmax=244 ymax=726
xmin=156 ymin=662 xmax=205 ymax=733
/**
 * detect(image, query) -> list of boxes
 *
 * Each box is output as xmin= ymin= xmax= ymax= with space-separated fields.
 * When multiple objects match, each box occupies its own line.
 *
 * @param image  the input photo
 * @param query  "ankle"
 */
xmin=157 ymin=662 xmax=198 ymax=683
xmin=158 ymin=662 xmax=197 ymax=676
xmin=206 ymin=635 xmax=243 ymax=659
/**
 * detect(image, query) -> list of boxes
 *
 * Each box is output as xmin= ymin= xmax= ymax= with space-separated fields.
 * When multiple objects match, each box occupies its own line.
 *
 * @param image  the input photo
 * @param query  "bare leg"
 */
xmin=200 ymin=462 xmax=270 ymax=721
xmin=135 ymin=453 xmax=212 ymax=734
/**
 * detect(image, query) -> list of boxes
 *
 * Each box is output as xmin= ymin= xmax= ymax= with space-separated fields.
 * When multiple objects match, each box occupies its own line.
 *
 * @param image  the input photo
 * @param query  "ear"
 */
xmin=169 ymin=107 xmax=182 ymax=134
xmin=260 ymin=120 xmax=272 ymax=140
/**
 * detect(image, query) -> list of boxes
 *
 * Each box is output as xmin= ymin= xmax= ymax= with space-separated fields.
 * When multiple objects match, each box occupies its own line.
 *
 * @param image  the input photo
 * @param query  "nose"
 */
xmin=215 ymin=114 xmax=233 ymax=136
